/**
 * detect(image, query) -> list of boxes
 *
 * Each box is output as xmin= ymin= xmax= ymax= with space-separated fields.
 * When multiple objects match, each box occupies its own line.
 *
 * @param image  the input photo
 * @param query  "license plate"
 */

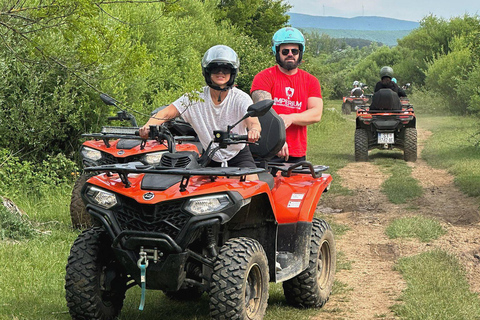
xmin=378 ymin=133 xmax=394 ymax=144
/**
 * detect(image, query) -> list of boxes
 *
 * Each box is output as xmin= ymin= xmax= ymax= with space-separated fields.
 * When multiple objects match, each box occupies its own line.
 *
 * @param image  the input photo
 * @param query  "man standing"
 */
xmin=251 ymin=27 xmax=323 ymax=163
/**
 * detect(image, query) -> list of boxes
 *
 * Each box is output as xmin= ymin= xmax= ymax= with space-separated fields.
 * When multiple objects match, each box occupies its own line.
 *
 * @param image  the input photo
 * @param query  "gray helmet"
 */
xmin=380 ymin=66 xmax=394 ymax=79
xmin=353 ymin=80 xmax=360 ymax=86
xmin=201 ymin=45 xmax=239 ymax=90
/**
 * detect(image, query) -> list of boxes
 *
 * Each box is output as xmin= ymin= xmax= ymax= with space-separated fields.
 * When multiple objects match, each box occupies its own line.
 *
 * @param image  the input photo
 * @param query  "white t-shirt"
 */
xmin=172 ymin=86 xmax=254 ymax=164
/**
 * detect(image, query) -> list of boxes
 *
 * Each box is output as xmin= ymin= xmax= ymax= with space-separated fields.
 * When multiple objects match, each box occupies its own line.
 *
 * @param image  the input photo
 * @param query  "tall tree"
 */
xmin=215 ymin=0 xmax=291 ymax=47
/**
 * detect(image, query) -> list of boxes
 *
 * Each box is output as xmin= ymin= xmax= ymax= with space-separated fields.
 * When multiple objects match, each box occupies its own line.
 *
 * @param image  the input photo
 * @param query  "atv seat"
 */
xmin=369 ymin=88 xmax=402 ymax=111
xmin=250 ymin=108 xmax=286 ymax=188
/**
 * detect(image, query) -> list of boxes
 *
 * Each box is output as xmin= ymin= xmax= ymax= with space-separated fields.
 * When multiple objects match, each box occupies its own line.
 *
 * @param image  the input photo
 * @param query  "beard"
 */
xmin=279 ymin=58 xmax=299 ymax=71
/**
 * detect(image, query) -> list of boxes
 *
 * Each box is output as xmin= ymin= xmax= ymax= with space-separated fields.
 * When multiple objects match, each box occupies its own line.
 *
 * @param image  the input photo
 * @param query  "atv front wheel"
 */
xmin=65 ymin=227 xmax=127 ymax=320
xmin=283 ymin=218 xmax=336 ymax=308
xmin=342 ymin=102 xmax=352 ymax=115
xmin=403 ymin=127 xmax=417 ymax=162
xmin=354 ymin=129 xmax=369 ymax=161
xmin=70 ymin=173 xmax=94 ymax=229
xmin=209 ymin=237 xmax=269 ymax=320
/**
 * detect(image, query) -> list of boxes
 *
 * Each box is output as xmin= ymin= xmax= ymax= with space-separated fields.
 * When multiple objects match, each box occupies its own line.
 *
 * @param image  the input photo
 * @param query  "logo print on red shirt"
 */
xmin=286 ymin=87 xmax=294 ymax=99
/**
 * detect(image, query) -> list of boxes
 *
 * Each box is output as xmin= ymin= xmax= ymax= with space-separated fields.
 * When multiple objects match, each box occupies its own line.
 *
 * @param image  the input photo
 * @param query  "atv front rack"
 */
xmin=84 ymin=162 xmax=266 ymax=191
xmin=82 ymin=126 xmax=197 ymax=149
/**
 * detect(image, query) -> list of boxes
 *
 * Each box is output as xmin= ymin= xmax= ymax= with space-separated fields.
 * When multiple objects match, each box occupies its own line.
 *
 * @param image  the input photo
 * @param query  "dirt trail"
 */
xmin=313 ymin=128 xmax=480 ymax=320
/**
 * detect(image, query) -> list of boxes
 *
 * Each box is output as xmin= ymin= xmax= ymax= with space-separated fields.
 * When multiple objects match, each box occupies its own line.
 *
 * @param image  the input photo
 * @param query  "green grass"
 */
xmin=0 ymin=188 xmax=78 ymax=320
xmin=308 ymin=100 xmax=356 ymax=195
xmin=419 ymin=115 xmax=480 ymax=197
xmin=385 ymin=216 xmax=446 ymax=242
xmin=374 ymin=158 xmax=423 ymax=204
xmin=393 ymin=250 xmax=480 ymax=320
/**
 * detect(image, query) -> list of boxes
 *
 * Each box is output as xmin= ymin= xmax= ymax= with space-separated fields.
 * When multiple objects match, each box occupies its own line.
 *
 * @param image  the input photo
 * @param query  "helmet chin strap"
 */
xmin=209 ymin=85 xmax=229 ymax=102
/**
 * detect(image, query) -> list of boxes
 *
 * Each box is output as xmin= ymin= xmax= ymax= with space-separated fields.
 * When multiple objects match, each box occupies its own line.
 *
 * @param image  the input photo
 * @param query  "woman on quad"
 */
xmin=374 ymin=66 xmax=407 ymax=97
xmin=139 ymin=45 xmax=261 ymax=178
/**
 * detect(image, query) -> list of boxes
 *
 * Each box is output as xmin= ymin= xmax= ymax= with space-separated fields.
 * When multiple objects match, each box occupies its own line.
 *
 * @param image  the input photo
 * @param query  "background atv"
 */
xmin=342 ymin=85 xmax=370 ymax=115
xmin=355 ymin=88 xmax=417 ymax=162
xmin=65 ymin=100 xmax=336 ymax=320
xmin=70 ymin=94 xmax=200 ymax=228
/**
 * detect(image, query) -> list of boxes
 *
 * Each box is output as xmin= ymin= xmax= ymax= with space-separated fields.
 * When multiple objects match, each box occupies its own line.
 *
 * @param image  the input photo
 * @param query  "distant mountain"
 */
xmin=288 ymin=13 xmax=420 ymax=46
xmin=288 ymin=13 xmax=420 ymax=31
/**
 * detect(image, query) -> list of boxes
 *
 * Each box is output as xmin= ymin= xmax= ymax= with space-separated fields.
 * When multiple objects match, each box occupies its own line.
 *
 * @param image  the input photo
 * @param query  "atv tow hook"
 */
xmin=137 ymin=249 xmax=149 ymax=311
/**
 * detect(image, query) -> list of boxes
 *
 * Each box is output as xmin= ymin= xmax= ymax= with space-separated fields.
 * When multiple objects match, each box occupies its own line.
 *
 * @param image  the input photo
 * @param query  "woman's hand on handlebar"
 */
xmin=139 ymin=125 xmax=150 ymax=139
xmin=248 ymin=128 xmax=260 ymax=143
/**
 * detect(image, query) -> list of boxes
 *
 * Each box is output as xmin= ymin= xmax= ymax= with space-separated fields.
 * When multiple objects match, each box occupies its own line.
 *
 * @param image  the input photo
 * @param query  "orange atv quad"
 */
xmin=65 ymin=100 xmax=336 ymax=320
xmin=70 ymin=94 xmax=201 ymax=228
xmin=355 ymin=88 xmax=417 ymax=162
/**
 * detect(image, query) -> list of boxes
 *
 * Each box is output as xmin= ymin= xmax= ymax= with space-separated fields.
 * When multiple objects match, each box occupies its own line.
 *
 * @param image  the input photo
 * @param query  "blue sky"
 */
xmin=286 ymin=0 xmax=480 ymax=22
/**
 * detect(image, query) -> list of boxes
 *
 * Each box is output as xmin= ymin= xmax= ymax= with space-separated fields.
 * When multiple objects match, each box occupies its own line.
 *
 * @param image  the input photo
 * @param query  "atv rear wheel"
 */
xmin=70 ymin=173 xmax=94 ymax=229
xmin=355 ymin=129 xmax=369 ymax=161
xmin=283 ymin=218 xmax=336 ymax=308
xmin=65 ymin=227 xmax=127 ymax=320
xmin=403 ymin=127 xmax=417 ymax=162
xmin=209 ymin=237 xmax=269 ymax=320
xmin=342 ymin=102 xmax=352 ymax=115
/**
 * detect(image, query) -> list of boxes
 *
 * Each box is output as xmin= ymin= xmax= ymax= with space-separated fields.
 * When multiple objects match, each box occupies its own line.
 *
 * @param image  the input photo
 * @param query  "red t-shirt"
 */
xmin=250 ymin=66 xmax=322 ymax=157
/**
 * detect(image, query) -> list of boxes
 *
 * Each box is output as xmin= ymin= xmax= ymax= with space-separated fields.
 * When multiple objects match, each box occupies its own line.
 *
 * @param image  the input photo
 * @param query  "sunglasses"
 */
xmin=211 ymin=67 xmax=231 ymax=74
xmin=281 ymin=48 xmax=300 ymax=56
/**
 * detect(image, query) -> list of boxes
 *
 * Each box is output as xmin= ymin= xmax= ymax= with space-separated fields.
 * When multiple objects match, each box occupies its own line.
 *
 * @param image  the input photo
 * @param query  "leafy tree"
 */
xmin=303 ymin=30 xmax=347 ymax=56
xmin=0 ymin=0 xmax=275 ymax=164
xmin=215 ymin=0 xmax=290 ymax=47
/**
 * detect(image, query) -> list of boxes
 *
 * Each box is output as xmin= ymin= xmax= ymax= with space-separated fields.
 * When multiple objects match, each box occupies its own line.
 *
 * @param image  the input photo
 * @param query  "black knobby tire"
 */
xmin=403 ymin=127 xmax=417 ymax=162
xmin=354 ymin=129 xmax=369 ymax=161
xmin=209 ymin=237 xmax=269 ymax=320
xmin=70 ymin=173 xmax=94 ymax=229
xmin=342 ymin=102 xmax=351 ymax=115
xmin=65 ymin=227 xmax=127 ymax=320
xmin=283 ymin=218 xmax=336 ymax=308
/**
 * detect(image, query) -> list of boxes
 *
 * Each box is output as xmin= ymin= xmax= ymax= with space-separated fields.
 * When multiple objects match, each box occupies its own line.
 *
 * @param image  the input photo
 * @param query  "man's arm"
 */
xmin=279 ymin=97 xmax=323 ymax=129
xmin=251 ymin=90 xmax=272 ymax=103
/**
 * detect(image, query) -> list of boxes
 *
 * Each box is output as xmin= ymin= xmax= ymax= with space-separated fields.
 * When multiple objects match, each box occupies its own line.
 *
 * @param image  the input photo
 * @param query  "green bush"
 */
xmin=0 ymin=149 xmax=77 ymax=197
xmin=0 ymin=205 xmax=36 ymax=240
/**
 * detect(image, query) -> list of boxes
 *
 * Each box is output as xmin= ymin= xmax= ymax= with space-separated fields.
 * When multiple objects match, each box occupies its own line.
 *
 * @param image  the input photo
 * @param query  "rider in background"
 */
xmin=350 ymin=80 xmax=364 ymax=97
xmin=374 ymin=66 xmax=407 ymax=97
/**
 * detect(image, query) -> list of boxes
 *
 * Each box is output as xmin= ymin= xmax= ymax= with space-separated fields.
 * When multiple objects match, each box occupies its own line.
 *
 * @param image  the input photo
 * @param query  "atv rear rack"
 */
xmin=268 ymin=161 xmax=329 ymax=178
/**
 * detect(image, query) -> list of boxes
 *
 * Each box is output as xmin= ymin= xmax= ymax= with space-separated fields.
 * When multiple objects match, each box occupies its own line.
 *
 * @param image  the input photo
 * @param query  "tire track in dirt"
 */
xmin=313 ymin=127 xmax=480 ymax=320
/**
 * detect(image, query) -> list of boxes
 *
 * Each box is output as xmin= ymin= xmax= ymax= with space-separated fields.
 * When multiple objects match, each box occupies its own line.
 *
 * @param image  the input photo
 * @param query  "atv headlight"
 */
xmin=86 ymin=186 xmax=117 ymax=209
xmin=81 ymin=147 xmax=102 ymax=161
xmin=142 ymin=151 xmax=167 ymax=165
xmin=185 ymin=194 xmax=232 ymax=215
